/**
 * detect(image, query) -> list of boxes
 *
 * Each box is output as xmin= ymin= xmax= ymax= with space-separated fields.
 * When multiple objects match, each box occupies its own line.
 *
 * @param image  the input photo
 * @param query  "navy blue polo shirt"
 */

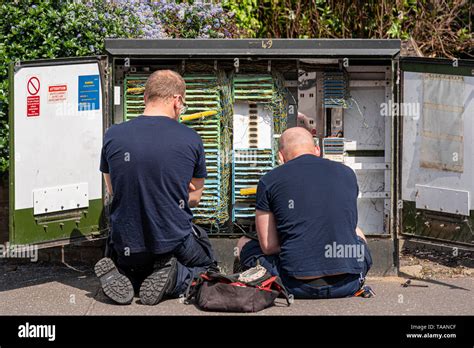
xmin=100 ymin=115 xmax=207 ymax=255
xmin=256 ymin=154 xmax=362 ymax=277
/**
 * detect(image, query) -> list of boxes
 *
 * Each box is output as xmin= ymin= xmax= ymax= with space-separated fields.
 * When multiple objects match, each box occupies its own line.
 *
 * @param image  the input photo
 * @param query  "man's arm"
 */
xmin=255 ymin=209 xmax=281 ymax=255
xmin=103 ymin=173 xmax=113 ymax=196
xmin=356 ymin=226 xmax=367 ymax=243
xmin=188 ymin=177 xmax=204 ymax=208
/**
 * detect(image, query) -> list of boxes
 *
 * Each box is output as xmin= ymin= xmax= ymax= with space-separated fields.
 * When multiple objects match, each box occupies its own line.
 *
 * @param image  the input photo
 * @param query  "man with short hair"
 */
xmin=95 ymin=70 xmax=217 ymax=305
xmin=236 ymin=127 xmax=372 ymax=299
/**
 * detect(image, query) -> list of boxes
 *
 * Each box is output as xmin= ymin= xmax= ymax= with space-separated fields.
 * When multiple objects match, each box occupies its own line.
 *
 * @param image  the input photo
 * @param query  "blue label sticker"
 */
xmin=78 ymin=75 xmax=100 ymax=111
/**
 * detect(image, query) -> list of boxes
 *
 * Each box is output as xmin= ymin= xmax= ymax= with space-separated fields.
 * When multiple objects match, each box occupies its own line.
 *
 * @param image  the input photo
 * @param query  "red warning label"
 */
xmin=48 ymin=84 xmax=67 ymax=103
xmin=27 ymin=96 xmax=40 ymax=117
xmin=27 ymin=76 xmax=41 ymax=117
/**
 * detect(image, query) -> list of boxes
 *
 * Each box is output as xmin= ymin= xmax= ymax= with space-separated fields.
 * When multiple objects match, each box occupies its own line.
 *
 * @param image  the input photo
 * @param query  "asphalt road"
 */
xmin=1 ymin=261 xmax=473 ymax=315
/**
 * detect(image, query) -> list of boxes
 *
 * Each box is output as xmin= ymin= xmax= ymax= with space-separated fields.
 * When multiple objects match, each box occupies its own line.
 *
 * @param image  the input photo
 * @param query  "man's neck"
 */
xmin=143 ymin=106 xmax=177 ymax=120
xmin=286 ymin=151 xmax=316 ymax=161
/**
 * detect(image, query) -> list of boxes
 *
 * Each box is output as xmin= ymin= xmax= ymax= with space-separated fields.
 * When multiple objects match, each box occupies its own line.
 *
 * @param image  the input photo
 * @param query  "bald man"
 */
xmin=237 ymin=127 xmax=372 ymax=299
xmin=95 ymin=70 xmax=217 ymax=305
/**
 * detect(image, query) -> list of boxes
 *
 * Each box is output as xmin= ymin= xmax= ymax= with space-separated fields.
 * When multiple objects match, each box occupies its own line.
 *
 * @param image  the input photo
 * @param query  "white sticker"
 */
xmin=114 ymin=86 xmax=121 ymax=106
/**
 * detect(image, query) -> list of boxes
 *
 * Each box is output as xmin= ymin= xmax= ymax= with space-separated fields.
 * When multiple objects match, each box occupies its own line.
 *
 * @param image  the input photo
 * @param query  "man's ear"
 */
xmin=143 ymin=94 xmax=147 ymax=104
xmin=278 ymin=150 xmax=285 ymax=164
xmin=314 ymin=145 xmax=321 ymax=157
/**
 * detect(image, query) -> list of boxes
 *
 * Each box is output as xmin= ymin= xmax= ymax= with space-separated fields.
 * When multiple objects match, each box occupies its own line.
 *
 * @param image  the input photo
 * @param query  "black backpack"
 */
xmin=185 ymin=264 xmax=291 ymax=313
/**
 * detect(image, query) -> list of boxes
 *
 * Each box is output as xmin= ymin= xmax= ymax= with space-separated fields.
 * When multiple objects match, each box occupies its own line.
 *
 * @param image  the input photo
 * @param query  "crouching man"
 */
xmin=237 ymin=127 xmax=372 ymax=299
xmin=95 ymin=70 xmax=217 ymax=305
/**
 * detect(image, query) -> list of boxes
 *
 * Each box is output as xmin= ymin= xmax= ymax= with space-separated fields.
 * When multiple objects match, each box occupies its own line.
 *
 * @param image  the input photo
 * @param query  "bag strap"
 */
xmin=273 ymin=276 xmax=292 ymax=306
xmin=184 ymin=270 xmax=206 ymax=304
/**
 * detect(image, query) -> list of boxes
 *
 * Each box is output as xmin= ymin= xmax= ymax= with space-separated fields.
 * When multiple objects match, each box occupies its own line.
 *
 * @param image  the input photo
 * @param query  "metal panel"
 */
xmin=401 ymin=57 xmax=474 ymax=245
xmin=9 ymin=57 xmax=106 ymax=246
xmin=232 ymin=74 xmax=276 ymax=222
xmin=123 ymin=75 xmax=147 ymax=120
xmin=344 ymin=86 xmax=386 ymax=150
xmin=105 ymin=39 xmax=401 ymax=58
xmin=415 ymin=185 xmax=470 ymax=216
xmin=402 ymin=72 xmax=474 ymax=205
xmin=419 ymin=74 xmax=464 ymax=172
xmin=232 ymin=149 xmax=274 ymax=221
xmin=33 ymin=183 xmax=89 ymax=215
xmin=181 ymin=74 xmax=225 ymax=225
xmin=13 ymin=62 xmax=103 ymax=210
xmin=342 ymin=72 xmax=391 ymax=235
xmin=297 ymin=71 xmax=318 ymax=135
xmin=322 ymin=71 xmax=349 ymax=108
xmin=233 ymin=102 xmax=273 ymax=149
xmin=400 ymin=57 xmax=474 ymax=77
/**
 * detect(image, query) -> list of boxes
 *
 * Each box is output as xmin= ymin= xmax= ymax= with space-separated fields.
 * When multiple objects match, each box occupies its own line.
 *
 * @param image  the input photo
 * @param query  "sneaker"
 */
xmin=94 ymin=257 xmax=134 ymax=305
xmin=139 ymin=257 xmax=178 ymax=306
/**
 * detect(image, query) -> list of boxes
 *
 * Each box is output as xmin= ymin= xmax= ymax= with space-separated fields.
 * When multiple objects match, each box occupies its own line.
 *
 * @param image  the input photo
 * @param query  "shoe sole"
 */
xmin=94 ymin=258 xmax=134 ymax=305
xmin=139 ymin=258 xmax=177 ymax=306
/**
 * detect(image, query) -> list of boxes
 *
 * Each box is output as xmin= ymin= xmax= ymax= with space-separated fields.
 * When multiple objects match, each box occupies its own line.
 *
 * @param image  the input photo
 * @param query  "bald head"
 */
xmin=144 ymin=69 xmax=186 ymax=105
xmin=278 ymin=127 xmax=320 ymax=163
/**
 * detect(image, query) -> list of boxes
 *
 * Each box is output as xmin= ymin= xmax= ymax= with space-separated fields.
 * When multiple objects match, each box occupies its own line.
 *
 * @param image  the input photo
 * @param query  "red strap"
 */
xmin=201 ymin=273 xmax=211 ymax=281
xmin=260 ymin=276 xmax=278 ymax=289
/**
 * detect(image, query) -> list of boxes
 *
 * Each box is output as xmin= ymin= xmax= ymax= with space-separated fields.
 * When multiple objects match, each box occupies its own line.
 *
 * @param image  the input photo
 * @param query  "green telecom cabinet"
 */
xmin=8 ymin=40 xmax=473 ymax=257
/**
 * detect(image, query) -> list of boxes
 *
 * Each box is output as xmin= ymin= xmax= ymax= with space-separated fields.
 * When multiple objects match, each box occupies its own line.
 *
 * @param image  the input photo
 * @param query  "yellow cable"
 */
xmin=181 ymin=110 xmax=218 ymax=121
xmin=127 ymin=87 xmax=145 ymax=94
xmin=240 ymin=187 xmax=257 ymax=196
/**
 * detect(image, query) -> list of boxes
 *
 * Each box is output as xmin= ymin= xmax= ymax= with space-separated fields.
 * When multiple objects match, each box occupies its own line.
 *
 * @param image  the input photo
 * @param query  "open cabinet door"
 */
xmin=400 ymin=57 xmax=474 ymax=245
xmin=9 ymin=57 xmax=108 ymax=248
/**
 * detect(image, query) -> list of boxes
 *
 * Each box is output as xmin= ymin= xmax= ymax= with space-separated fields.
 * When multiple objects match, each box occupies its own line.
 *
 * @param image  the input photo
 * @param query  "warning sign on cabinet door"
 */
xmin=48 ymin=84 xmax=67 ymax=103
xmin=27 ymin=76 xmax=40 ymax=96
xmin=26 ymin=76 xmax=41 ymax=117
xmin=27 ymin=96 xmax=40 ymax=117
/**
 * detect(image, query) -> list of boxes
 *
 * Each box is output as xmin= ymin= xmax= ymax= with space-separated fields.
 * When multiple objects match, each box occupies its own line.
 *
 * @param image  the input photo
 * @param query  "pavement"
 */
xmin=0 ymin=260 xmax=473 ymax=316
